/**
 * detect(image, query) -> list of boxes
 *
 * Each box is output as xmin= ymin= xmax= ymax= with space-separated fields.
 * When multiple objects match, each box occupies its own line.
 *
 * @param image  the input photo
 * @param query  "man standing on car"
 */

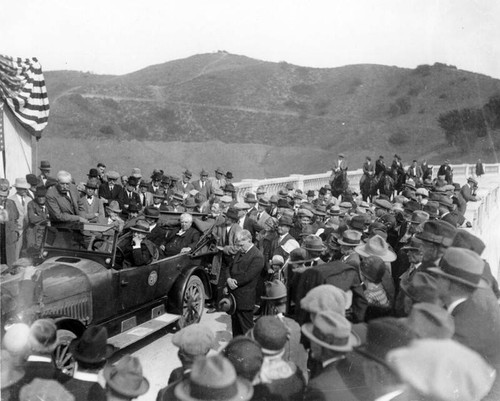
xmin=226 ymin=229 xmax=265 ymax=336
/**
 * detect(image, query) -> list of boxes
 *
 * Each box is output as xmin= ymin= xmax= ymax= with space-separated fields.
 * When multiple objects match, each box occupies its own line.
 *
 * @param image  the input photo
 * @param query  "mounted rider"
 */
xmin=359 ymin=156 xmax=375 ymax=189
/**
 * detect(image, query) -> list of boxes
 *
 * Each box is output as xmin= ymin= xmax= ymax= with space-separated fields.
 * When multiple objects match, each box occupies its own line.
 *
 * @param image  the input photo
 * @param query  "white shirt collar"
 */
xmin=374 ymin=389 xmax=405 ymax=401
xmin=27 ymin=355 xmax=52 ymax=363
xmin=73 ymin=367 xmax=100 ymax=382
xmin=447 ymin=297 xmax=468 ymax=314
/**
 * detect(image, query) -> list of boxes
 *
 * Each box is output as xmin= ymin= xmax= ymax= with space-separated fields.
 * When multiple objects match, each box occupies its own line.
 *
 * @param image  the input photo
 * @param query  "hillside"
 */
xmin=41 ymin=53 xmax=500 ymax=179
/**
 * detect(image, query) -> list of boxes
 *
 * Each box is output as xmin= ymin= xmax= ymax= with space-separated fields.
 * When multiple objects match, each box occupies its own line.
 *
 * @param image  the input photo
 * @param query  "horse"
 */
xmin=360 ymin=173 xmax=378 ymax=202
xmin=329 ymin=169 xmax=349 ymax=199
xmin=392 ymin=166 xmax=407 ymax=195
xmin=377 ymin=169 xmax=395 ymax=199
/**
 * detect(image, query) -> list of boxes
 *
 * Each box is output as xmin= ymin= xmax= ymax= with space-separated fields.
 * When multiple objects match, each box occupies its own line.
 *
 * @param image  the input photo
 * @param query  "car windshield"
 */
xmin=43 ymin=223 xmax=117 ymax=254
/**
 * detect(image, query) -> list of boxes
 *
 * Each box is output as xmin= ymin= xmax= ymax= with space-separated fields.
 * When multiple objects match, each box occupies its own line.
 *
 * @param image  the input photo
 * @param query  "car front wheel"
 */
xmin=178 ymin=275 xmax=205 ymax=328
xmin=53 ymin=329 xmax=77 ymax=376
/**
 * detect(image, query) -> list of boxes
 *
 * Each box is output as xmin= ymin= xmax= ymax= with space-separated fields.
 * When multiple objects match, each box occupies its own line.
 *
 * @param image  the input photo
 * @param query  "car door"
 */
xmin=118 ymin=263 xmax=160 ymax=311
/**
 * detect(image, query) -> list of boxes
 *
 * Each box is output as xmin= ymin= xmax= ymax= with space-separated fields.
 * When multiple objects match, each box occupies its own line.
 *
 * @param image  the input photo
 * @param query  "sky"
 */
xmin=2 ymin=0 xmax=500 ymax=79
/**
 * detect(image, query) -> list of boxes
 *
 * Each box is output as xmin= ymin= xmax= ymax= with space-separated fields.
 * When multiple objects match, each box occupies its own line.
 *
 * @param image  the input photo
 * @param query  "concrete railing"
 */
xmin=234 ymin=163 xmax=500 ymax=199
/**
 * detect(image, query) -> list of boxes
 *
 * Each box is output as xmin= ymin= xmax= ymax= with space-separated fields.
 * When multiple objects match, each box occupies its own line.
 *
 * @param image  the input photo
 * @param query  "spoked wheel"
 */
xmin=53 ymin=329 xmax=77 ymax=376
xmin=178 ymin=275 xmax=205 ymax=328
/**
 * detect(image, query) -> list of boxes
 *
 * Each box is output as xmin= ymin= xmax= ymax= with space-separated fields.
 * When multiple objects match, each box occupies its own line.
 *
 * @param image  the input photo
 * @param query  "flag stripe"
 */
xmin=0 ymin=54 xmax=50 ymax=137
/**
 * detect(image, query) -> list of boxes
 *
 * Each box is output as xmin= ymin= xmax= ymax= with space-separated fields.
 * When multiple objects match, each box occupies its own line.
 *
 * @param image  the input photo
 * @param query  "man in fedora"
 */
xmin=428 ymin=247 xmax=500 ymax=396
xmin=78 ymin=178 xmax=106 ymax=224
xmin=226 ymin=229 xmax=264 ymax=336
xmin=103 ymin=355 xmax=149 ymax=401
xmin=37 ymin=160 xmax=52 ymax=187
xmin=415 ymin=220 xmax=456 ymax=269
xmin=141 ymin=206 xmax=167 ymax=247
xmin=460 ymin=176 xmax=480 ymax=205
xmin=270 ymin=215 xmax=300 ymax=261
xmin=25 ymin=187 xmax=50 ymax=256
xmin=192 ymin=169 xmax=213 ymax=200
xmin=99 ymin=170 xmax=123 ymax=208
xmin=302 ymin=311 xmax=362 ymax=401
xmin=175 ymin=170 xmax=194 ymax=195
xmin=166 ymin=191 xmax=186 ymax=212
xmin=46 ymin=171 xmax=87 ymax=225
xmin=121 ymin=176 xmax=141 ymax=213
xmin=210 ymin=167 xmax=227 ymax=191
xmin=171 ymin=354 xmax=253 ymax=401
xmin=9 ymin=177 xmax=32 ymax=258
xmin=64 ymin=326 xmax=115 ymax=401
xmin=118 ymin=220 xmax=157 ymax=267
xmin=138 ymin=180 xmax=153 ymax=208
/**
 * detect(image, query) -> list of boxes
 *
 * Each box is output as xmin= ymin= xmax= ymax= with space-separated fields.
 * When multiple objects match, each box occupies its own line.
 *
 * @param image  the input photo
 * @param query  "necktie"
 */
xmin=142 ymin=195 xmax=146 ymax=206
xmin=21 ymin=196 xmax=25 ymax=207
xmin=109 ymin=184 xmax=114 ymax=191
xmin=87 ymin=195 xmax=93 ymax=199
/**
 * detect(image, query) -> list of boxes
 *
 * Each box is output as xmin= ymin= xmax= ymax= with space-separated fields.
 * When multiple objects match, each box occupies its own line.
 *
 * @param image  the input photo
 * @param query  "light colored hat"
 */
xmin=106 ymin=200 xmax=122 ymax=214
xmin=355 ymin=235 xmax=396 ymax=262
xmin=386 ymin=339 xmax=496 ymax=401
xmin=172 ymin=324 xmax=215 ymax=356
xmin=130 ymin=168 xmax=142 ymax=178
xmin=103 ymin=355 xmax=149 ymax=398
xmin=107 ymin=170 xmax=120 ymax=180
xmin=302 ymin=311 xmax=360 ymax=352
xmin=300 ymin=285 xmax=349 ymax=315
xmin=14 ymin=177 xmax=31 ymax=190
xmin=220 ymin=195 xmax=232 ymax=203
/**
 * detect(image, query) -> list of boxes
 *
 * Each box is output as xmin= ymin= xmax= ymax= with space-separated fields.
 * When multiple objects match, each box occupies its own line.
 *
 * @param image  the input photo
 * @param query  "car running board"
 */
xmin=107 ymin=313 xmax=180 ymax=349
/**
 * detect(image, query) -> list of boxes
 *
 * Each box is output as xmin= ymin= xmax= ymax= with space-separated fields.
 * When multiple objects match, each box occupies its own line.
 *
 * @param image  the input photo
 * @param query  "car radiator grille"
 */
xmin=42 ymin=294 xmax=92 ymax=324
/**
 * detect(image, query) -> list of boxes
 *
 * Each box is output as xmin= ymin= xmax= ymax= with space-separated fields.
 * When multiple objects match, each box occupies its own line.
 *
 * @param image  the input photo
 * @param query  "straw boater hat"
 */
xmin=302 ymin=310 xmax=360 ymax=352
xmin=106 ymin=200 xmax=122 ymax=214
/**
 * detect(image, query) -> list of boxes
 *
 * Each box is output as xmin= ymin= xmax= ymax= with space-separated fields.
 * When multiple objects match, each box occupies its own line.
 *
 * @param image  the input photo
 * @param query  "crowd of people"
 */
xmin=1 ymin=156 xmax=500 ymax=400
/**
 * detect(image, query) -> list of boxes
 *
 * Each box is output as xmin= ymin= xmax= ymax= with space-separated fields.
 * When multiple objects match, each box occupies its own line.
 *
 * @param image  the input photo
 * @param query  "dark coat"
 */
xmin=63 ymin=378 xmax=106 ymax=401
xmin=121 ymin=189 xmax=141 ymax=210
xmin=1 ymin=198 xmax=20 ymax=265
xmin=120 ymin=238 xmax=156 ymax=266
xmin=192 ymin=179 xmax=213 ymax=199
xmin=162 ymin=226 xmax=200 ymax=257
xmin=26 ymin=200 xmax=49 ymax=252
xmin=242 ymin=215 xmax=261 ymax=243
xmin=45 ymin=184 xmax=81 ymax=223
xmin=98 ymin=182 xmax=124 ymax=207
xmin=304 ymin=356 xmax=369 ymax=401
xmin=147 ymin=223 xmax=169 ymax=248
xmin=294 ymin=261 xmax=368 ymax=324
xmin=460 ymin=183 xmax=477 ymax=202
xmin=230 ymin=246 xmax=265 ymax=310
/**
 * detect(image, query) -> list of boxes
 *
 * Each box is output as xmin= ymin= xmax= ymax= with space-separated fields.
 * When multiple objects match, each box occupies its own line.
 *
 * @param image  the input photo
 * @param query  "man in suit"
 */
xmin=460 ymin=176 xmax=479 ymax=204
xmin=210 ymin=167 xmax=227 ymax=191
xmin=375 ymin=155 xmax=386 ymax=177
xmin=227 ymin=229 xmax=265 ymax=336
xmin=98 ymin=170 xmax=123 ymax=207
xmin=26 ymin=187 xmax=50 ymax=256
xmin=359 ymin=156 xmax=375 ymax=189
xmin=302 ymin=311 xmax=362 ymax=401
xmin=332 ymin=153 xmax=348 ymax=173
xmin=148 ymin=171 xmax=163 ymax=194
xmin=437 ymin=159 xmax=453 ymax=184
xmin=255 ymin=198 xmax=271 ymax=233
xmin=37 ymin=160 xmax=52 ymax=187
xmin=175 ymin=170 xmax=195 ymax=194
xmin=161 ymin=213 xmax=200 ymax=257
xmin=406 ymin=159 xmax=423 ymax=183
xmin=0 ymin=178 xmax=19 ymax=266
xmin=429 ymin=247 xmax=500 ymax=400
xmin=64 ymin=326 xmax=113 ymax=401
xmin=142 ymin=206 xmax=167 ymax=247
xmin=192 ymin=169 xmax=213 ymax=200
xmin=78 ymin=178 xmax=106 ymax=224
xmin=118 ymin=220 xmax=157 ymax=267
xmin=270 ymin=215 xmax=300 ymax=261
xmin=46 ymin=171 xmax=87 ymax=224
xmin=121 ymin=176 xmax=141 ymax=214
xmin=165 ymin=192 xmax=186 ymax=212
xmin=138 ymin=180 xmax=154 ymax=208
xmin=9 ymin=177 xmax=31 ymax=258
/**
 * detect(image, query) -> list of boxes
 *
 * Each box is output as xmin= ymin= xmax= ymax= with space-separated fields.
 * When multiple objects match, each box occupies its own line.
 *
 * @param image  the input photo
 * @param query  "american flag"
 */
xmin=0 ymin=54 xmax=50 ymax=140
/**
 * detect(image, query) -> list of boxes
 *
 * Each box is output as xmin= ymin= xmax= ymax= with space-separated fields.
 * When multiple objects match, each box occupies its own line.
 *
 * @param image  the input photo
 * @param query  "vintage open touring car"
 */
xmin=1 ymin=211 xmax=218 ymax=374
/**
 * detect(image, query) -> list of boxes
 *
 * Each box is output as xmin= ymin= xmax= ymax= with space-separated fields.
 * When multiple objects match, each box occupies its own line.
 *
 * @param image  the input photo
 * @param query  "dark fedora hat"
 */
xmin=251 ymin=316 xmax=288 ymax=355
xmin=85 ymin=178 xmax=100 ymax=189
xmin=34 ymin=187 xmax=47 ymax=198
xmin=399 ymin=272 xmax=440 ymax=304
xmin=258 ymin=197 xmax=270 ymax=207
xmin=360 ymin=256 xmax=386 ymax=284
xmin=26 ymin=174 xmax=38 ymax=186
xmin=356 ymin=317 xmax=415 ymax=365
xmin=337 ymin=230 xmax=362 ymax=247
xmin=302 ymin=234 xmax=326 ymax=252
xmin=225 ymin=171 xmax=233 ymax=180
xmin=127 ymin=176 xmax=139 ymax=186
xmin=39 ymin=160 xmax=51 ymax=170
xmin=416 ymin=220 xmax=456 ymax=247
xmin=103 ymin=355 xmax=149 ymax=398
xmin=224 ymin=207 xmax=239 ymax=221
xmin=243 ymin=193 xmax=257 ymax=204
xmin=451 ymin=229 xmax=485 ymax=256
xmin=277 ymin=215 xmax=294 ymax=227
xmin=87 ymin=168 xmax=99 ymax=178
xmin=218 ymin=293 xmax=236 ymax=315
xmin=69 ymin=326 xmax=116 ymax=364
xmin=130 ymin=220 xmax=150 ymax=234
xmin=144 ymin=206 xmax=160 ymax=219
xmin=428 ymin=247 xmax=485 ymax=288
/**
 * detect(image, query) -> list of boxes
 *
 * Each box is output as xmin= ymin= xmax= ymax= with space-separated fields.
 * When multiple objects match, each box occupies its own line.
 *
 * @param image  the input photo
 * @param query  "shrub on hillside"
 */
xmin=413 ymin=64 xmax=431 ymax=76
xmin=389 ymin=97 xmax=411 ymax=117
xmin=119 ymin=120 xmax=149 ymax=140
xmin=388 ymin=131 xmax=410 ymax=146
xmin=68 ymin=94 xmax=92 ymax=112
xmin=99 ymin=125 xmax=115 ymax=135
xmin=101 ymin=98 xmax=120 ymax=110
xmin=291 ymin=83 xmax=315 ymax=96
